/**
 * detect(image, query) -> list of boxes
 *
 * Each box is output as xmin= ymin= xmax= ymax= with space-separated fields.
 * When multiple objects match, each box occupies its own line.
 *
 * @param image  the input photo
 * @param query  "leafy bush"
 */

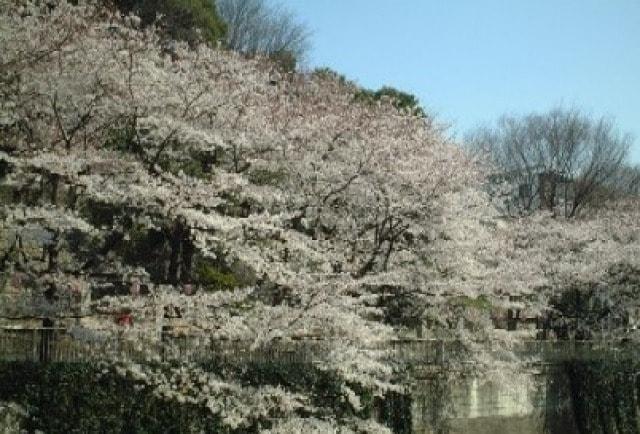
xmin=0 ymin=160 xmax=9 ymax=180
xmin=104 ymin=121 xmax=139 ymax=154
xmin=247 ymin=167 xmax=288 ymax=186
xmin=78 ymin=198 xmax=125 ymax=229
xmin=200 ymin=358 xmax=411 ymax=429
xmin=157 ymin=155 xmax=208 ymax=179
xmin=107 ymin=0 xmax=227 ymax=45
xmin=269 ymin=49 xmax=298 ymax=73
xmin=354 ymin=86 xmax=425 ymax=117
xmin=0 ymin=362 xmax=226 ymax=434
xmin=194 ymin=260 xmax=239 ymax=291
xmin=449 ymin=294 xmax=492 ymax=311
xmin=312 ymin=67 xmax=348 ymax=84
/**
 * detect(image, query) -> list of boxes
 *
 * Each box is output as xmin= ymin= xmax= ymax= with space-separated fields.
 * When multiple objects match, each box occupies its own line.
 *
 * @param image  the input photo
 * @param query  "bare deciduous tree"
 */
xmin=609 ymin=164 xmax=640 ymax=197
xmin=215 ymin=0 xmax=310 ymax=67
xmin=466 ymin=107 xmax=633 ymax=217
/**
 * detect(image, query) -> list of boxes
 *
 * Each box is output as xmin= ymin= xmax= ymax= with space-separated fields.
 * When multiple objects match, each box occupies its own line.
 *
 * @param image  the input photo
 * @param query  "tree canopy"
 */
xmin=216 ymin=0 xmax=310 ymax=70
xmin=0 ymin=1 xmax=475 ymax=430
xmin=108 ymin=0 xmax=227 ymax=45
xmin=466 ymin=107 xmax=633 ymax=217
xmin=355 ymin=86 xmax=426 ymax=118
xmin=2 ymin=2 xmax=640 ymax=432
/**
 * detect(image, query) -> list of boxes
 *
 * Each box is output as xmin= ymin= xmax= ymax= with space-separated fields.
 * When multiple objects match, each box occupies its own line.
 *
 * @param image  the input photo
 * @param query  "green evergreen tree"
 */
xmin=107 ymin=0 xmax=227 ymax=45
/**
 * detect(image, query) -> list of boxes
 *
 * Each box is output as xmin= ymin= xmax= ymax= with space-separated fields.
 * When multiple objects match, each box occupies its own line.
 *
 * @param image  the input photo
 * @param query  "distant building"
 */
xmin=487 ymin=167 xmax=575 ymax=216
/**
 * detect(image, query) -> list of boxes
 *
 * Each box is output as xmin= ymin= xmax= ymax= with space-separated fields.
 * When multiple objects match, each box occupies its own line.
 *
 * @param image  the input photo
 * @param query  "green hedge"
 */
xmin=0 ymin=360 xmax=412 ymax=433
xmin=0 ymin=362 xmax=224 ymax=433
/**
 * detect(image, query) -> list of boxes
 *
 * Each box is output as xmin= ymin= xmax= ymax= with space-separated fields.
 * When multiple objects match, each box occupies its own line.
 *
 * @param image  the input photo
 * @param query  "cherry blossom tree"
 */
xmin=5 ymin=1 xmax=638 ymax=431
xmin=0 ymin=1 xmax=478 ymax=429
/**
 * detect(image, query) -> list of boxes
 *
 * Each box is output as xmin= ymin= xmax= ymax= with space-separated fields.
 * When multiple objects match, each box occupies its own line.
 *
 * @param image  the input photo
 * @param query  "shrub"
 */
xmin=448 ymin=294 xmax=492 ymax=311
xmin=194 ymin=260 xmax=239 ymax=291
xmin=107 ymin=0 xmax=227 ymax=45
xmin=354 ymin=86 xmax=425 ymax=117
xmin=247 ymin=167 xmax=288 ymax=186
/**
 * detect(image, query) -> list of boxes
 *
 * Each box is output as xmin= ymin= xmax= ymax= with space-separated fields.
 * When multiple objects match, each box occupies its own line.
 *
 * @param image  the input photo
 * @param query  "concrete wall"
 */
xmin=411 ymin=367 xmax=578 ymax=434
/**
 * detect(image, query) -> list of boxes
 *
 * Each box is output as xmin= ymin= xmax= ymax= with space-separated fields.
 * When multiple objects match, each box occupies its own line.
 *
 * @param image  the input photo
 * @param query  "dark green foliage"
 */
xmin=270 ymin=49 xmax=297 ymax=73
xmin=448 ymin=294 xmax=492 ymax=311
xmin=74 ymin=212 xmax=196 ymax=286
xmin=108 ymin=125 xmax=218 ymax=177
xmin=118 ymin=219 xmax=195 ymax=285
xmin=204 ymin=359 xmax=343 ymax=411
xmin=200 ymin=357 xmax=411 ymax=430
xmin=544 ymin=264 xmax=640 ymax=432
xmin=247 ymin=167 xmax=288 ymax=186
xmin=120 ymin=224 xmax=169 ymax=280
xmin=416 ymin=372 xmax=454 ymax=434
xmin=0 ymin=184 xmax=14 ymax=204
xmin=0 ymin=159 xmax=10 ymax=180
xmin=550 ymin=285 xmax=614 ymax=340
xmin=549 ymin=264 xmax=640 ymax=339
xmin=607 ymin=263 xmax=640 ymax=293
xmin=563 ymin=358 xmax=640 ymax=434
xmin=0 ymin=362 xmax=225 ymax=434
xmin=104 ymin=120 xmax=140 ymax=155
xmin=0 ymin=273 xmax=6 ymax=294
xmin=312 ymin=67 xmax=350 ymax=86
xmin=78 ymin=198 xmax=124 ymax=229
xmin=158 ymin=157 xmax=204 ymax=179
xmin=0 ymin=358 xmax=410 ymax=433
xmin=193 ymin=259 xmax=239 ymax=291
xmin=319 ymin=70 xmax=438 ymax=126
xmin=377 ymin=287 xmax=423 ymax=329
xmin=64 ymin=228 xmax=103 ymax=261
xmin=215 ymin=191 xmax=263 ymax=217
xmin=0 ymin=360 xmax=411 ymax=433
xmin=107 ymin=0 xmax=227 ymax=45
xmin=156 ymin=153 xmax=211 ymax=179
xmin=354 ymin=86 xmax=426 ymax=117
xmin=0 ymin=160 xmax=12 ymax=206
xmin=376 ymin=391 xmax=413 ymax=434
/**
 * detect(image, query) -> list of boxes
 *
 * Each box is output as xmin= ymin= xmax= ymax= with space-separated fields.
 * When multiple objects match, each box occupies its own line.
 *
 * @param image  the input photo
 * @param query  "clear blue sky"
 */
xmin=280 ymin=0 xmax=640 ymax=163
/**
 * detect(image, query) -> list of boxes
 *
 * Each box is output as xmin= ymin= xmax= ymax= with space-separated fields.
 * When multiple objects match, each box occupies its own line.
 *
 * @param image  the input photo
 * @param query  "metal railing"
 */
xmin=1 ymin=327 xmax=638 ymax=365
xmin=0 ymin=328 xmax=93 ymax=362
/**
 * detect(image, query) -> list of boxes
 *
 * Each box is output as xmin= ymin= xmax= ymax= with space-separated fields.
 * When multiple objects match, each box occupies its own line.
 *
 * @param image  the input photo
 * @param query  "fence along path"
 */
xmin=0 ymin=327 xmax=334 ymax=364
xmin=1 ymin=327 xmax=639 ymax=365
